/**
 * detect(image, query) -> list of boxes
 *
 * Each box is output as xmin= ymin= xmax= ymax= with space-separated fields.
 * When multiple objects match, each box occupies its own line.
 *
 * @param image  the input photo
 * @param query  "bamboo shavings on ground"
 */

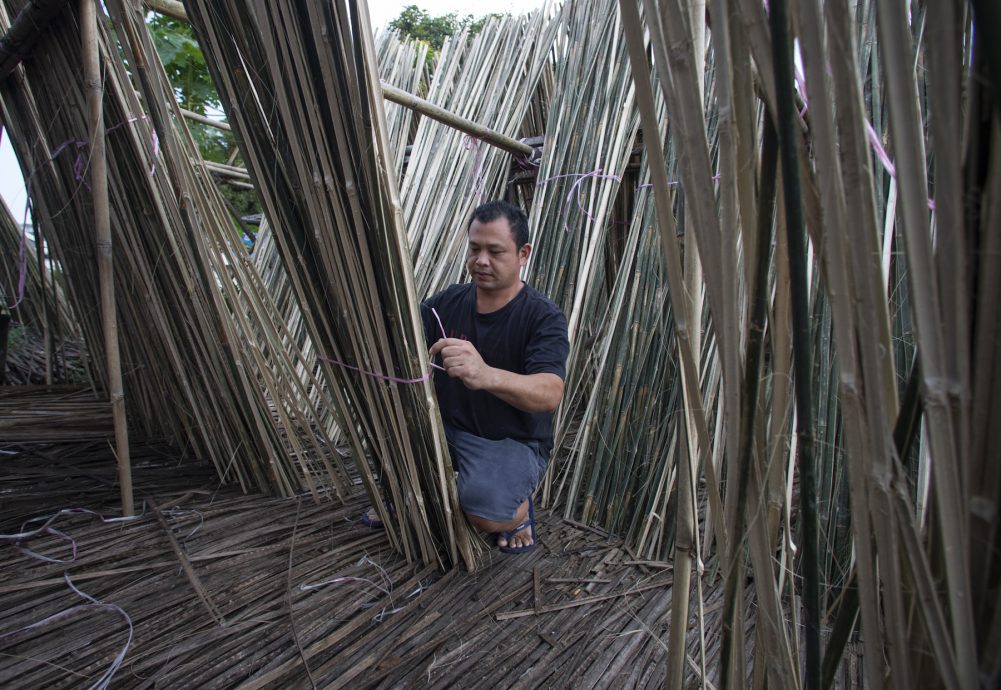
xmin=401 ymin=9 xmax=562 ymax=299
xmin=185 ymin=0 xmax=476 ymax=569
xmin=0 ymin=445 xmax=749 ymax=688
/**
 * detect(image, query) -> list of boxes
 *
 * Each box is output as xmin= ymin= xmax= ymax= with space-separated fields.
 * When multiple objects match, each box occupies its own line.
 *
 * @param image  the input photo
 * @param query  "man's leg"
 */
xmin=446 ymin=427 xmax=544 ymax=549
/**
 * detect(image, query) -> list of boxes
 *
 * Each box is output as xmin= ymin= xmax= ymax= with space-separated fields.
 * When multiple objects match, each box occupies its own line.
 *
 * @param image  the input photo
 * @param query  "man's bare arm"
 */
xmin=429 ymin=337 xmax=564 ymax=413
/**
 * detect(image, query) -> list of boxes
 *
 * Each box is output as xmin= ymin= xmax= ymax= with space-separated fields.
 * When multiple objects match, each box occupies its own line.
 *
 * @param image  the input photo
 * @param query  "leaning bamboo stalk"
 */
xmin=802 ymin=4 xmax=913 ymax=688
xmin=641 ymin=0 xmax=731 ymax=559
xmin=142 ymin=0 xmax=184 ymax=22
xmin=875 ymin=1 xmax=978 ymax=686
xmin=81 ymin=0 xmax=132 ymax=516
xmin=381 ymin=82 xmax=532 ymax=158
xmin=180 ymin=107 xmax=231 ymax=131
xmin=617 ymin=1 xmax=723 ymax=685
xmin=768 ymin=1 xmax=818 ymax=686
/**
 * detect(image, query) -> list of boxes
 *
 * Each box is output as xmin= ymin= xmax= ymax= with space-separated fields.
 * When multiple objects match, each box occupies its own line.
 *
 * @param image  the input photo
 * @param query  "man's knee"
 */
xmin=457 ymin=473 xmax=511 ymax=522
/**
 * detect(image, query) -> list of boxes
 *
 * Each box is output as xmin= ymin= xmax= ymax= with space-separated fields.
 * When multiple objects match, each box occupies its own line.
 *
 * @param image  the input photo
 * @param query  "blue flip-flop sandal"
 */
xmin=360 ymin=504 xmax=394 ymax=529
xmin=498 ymin=500 xmax=536 ymax=554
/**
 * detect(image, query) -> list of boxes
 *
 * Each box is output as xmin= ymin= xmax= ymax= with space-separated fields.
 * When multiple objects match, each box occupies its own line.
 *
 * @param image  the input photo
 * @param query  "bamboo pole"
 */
xmin=81 ymin=0 xmax=133 ymax=516
xmin=143 ymin=0 xmax=185 ymax=22
xmin=180 ymin=107 xmax=231 ymax=131
xmin=0 ymin=0 xmax=69 ymax=80
xmin=618 ymin=2 xmax=712 ymax=686
xmin=768 ymin=1 xmax=819 ymax=686
xmin=185 ymin=73 xmax=540 ymax=171
xmin=380 ymin=81 xmax=533 ymax=157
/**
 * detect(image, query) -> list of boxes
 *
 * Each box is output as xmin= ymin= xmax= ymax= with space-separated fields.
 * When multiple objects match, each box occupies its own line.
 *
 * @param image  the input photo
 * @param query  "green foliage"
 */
xmin=146 ymin=14 xmax=260 ymax=219
xmin=148 ymin=15 xmax=217 ymax=113
xmin=388 ymin=5 xmax=504 ymax=52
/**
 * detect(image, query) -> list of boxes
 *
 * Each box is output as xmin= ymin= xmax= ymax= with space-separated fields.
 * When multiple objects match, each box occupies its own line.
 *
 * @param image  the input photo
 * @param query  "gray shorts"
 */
xmin=445 ymin=425 xmax=548 ymax=522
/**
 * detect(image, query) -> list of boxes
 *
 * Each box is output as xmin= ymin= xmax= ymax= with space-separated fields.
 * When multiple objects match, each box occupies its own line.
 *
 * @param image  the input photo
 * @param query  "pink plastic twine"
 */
xmin=2 ymin=505 xmax=145 ymax=564
xmin=5 ymin=115 xmax=156 ymax=310
xmin=318 ymin=308 xmax=448 ymax=384
xmin=537 ymin=168 xmax=623 ymax=232
xmin=794 ymin=66 xmax=934 ymax=210
xmin=0 ymin=573 xmax=134 ymax=690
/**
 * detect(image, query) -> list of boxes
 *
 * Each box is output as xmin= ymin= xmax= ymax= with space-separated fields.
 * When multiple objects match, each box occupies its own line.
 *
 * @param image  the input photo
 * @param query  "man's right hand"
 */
xmin=429 ymin=338 xmax=496 ymax=391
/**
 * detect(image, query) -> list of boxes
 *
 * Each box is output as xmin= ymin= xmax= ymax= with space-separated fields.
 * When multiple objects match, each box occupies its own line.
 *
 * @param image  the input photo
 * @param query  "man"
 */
xmin=423 ymin=200 xmax=569 ymax=552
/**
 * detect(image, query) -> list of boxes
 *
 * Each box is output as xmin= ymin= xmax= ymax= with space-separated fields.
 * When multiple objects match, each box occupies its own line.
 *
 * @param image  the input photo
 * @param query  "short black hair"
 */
xmin=467 ymin=200 xmax=530 ymax=248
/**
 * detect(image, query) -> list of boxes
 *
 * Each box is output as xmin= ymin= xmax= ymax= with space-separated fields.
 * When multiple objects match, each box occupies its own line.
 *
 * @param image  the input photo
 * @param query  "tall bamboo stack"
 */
xmin=0 ymin=197 xmax=75 ymax=335
xmin=400 ymin=9 xmax=561 ymax=299
xmin=376 ymin=31 xmax=429 ymax=178
xmin=184 ymin=0 xmax=477 ymax=569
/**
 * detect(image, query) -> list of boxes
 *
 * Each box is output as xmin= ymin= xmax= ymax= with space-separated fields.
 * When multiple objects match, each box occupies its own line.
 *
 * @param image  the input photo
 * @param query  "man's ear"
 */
xmin=519 ymin=243 xmax=531 ymax=266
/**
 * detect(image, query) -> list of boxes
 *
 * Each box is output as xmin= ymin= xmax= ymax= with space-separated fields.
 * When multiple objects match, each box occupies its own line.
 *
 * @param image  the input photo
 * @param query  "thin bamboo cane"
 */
xmin=80 ymin=0 xmax=132 ymax=516
xmin=618 ymin=1 xmax=719 ymax=685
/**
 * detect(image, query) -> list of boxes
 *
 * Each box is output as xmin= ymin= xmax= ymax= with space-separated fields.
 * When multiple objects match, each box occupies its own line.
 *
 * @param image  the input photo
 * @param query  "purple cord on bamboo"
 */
xmin=318 ymin=308 xmax=449 ymax=384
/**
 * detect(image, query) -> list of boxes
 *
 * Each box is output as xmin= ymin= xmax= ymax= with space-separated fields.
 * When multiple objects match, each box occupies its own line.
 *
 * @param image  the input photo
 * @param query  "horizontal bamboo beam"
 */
xmin=144 ymin=0 xmax=186 ymax=23
xmin=199 ymin=159 xmax=249 ymax=180
xmin=380 ymin=81 xmax=533 ymax=157
xmin=0 ymin=0 xmax=71 ymax=81
xmin=180 ymin=107 xmax=231 ymax=131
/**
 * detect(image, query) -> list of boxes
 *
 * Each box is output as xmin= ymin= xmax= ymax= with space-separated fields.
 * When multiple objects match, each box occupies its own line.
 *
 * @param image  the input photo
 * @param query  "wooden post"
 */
xmin=81 ymin=0 xmax=133 ymax=515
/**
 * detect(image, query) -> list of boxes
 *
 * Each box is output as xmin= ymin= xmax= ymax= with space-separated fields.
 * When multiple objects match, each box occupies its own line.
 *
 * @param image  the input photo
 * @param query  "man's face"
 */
xmin=466 ymin=217 xmax=530 ymax=294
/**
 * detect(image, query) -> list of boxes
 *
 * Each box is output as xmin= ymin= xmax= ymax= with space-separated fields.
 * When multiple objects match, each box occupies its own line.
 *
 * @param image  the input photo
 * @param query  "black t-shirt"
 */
xmin=421 ymin=282 xmax=570 ymax=456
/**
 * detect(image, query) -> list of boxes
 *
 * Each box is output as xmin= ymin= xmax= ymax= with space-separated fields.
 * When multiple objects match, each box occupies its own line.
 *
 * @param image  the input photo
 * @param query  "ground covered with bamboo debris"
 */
xmin=1 ymin=434 xmax=739 ymax=688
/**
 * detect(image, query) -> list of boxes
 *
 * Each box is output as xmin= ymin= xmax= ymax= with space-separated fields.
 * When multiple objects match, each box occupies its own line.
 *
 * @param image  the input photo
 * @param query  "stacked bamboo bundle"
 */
xmin=184 ymin=0 xmax=477 ymax=568
xmin=0 ymin=0 xmax=347 ymax=498
xmin=243 ymin=32 xmax=432 ymax=451
xmin=594 ymin=0 xmax=1000 ymax=687
xmin=522 ymin=0 xmax=643 ymax=502
xmin=1 ymin=200 xmax=53 ymax=331
xmin=1 ymin=194 xmax=85 ymax=386
xmin=400 ymin=9 xmax=561 ymax=299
